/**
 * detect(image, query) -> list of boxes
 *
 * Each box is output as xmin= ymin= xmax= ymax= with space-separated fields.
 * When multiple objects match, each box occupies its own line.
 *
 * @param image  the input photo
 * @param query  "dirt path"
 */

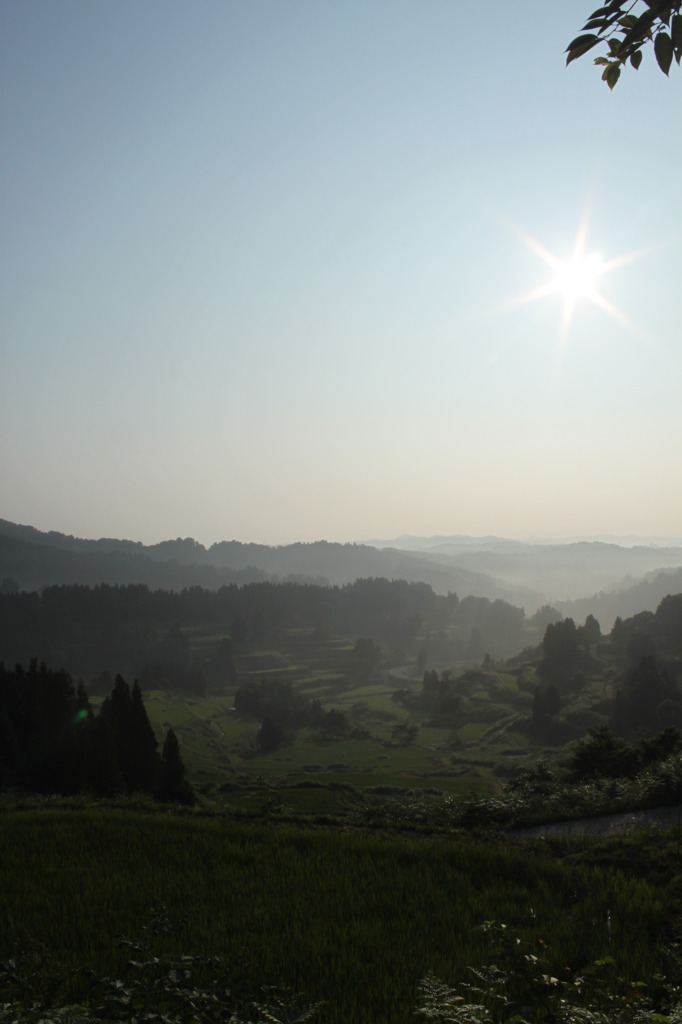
xmin=512 ymin=803 xmax=682 ymax=838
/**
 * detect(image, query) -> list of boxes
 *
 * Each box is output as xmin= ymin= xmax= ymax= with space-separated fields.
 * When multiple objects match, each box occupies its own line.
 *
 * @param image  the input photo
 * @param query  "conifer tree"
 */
xmin=128 ymin=681 xmax=161 ymax=793
xmin=101 ymin=675 xmax=134 ymax=789
xmin=101 ymin=676 xmax=160 ymax=794
xmin=86 ymin=714 xmax=125 ymax=797
xmin=158 ymin=727 xmax=194 ymax=804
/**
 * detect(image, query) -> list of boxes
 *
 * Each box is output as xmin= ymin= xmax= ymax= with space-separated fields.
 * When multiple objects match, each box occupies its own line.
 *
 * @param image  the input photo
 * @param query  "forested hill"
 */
xmin=558 ymin=567 xmax=682 ymax=633
xmin=0 ymin=578 xmax=537 ymax=686
xmin=0 ymin=520 xmax=533 ymax=605
xmin=3 ymin=521 xmax=682 ymax=624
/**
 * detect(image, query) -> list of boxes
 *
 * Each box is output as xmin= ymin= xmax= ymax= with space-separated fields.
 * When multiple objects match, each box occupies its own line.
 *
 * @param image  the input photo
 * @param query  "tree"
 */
xmin=540 ymin=618 xmax=579 ymax=677
xmin=157 ymin=728 xmax=194 ymax=804
xmin=257 ymin=715 xmax=286 ymax=753
xmin=422 ymin=669 xmax=441 ymax=697
xmin=580 ymin=614 xmax=601 ymax=647
xmin=230 ymin=615 xmax=248 ymax=644
xmin=566 ymin=726 xmax=639 ymax=779
xmin=0 ymin=704 xmax=25 ymax=790
xmin=532 ymin=682 xmax=561 ymax=729
xmin=101 ymin=675 xmax=134 ymax=786
xmin=391 ymin=722 xmax=419 ymax=746
xmin=567 ymin=1 xmax=682 ymax=88
xmin=101 ymin=676 xmax=160 ymax=794
xmin=86 ymin=714 xmax=124 ymax=797
xmin=318 ymin=707 xmax=349 ymax=737
xmin=129 ymin=681 xmax=161 ymax=792
xmin=616 ymin=655 xmax=677 ymax=733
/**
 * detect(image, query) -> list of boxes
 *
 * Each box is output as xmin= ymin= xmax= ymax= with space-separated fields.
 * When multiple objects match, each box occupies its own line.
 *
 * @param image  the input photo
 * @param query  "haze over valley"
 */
xmin=2 ymin=3 xmax=682 ymax=1022
xmin=3 ymin=518 xmax=682 ymax=627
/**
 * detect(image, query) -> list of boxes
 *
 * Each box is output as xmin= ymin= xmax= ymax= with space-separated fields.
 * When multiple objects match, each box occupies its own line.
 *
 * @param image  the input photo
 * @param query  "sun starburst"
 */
xmin=507 ymin=217 xmax=639 ymax=349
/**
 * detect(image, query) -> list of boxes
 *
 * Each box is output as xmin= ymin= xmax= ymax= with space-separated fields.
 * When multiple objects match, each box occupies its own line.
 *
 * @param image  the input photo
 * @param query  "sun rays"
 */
xmin=507 ymin=217 xmax=641 ymax=349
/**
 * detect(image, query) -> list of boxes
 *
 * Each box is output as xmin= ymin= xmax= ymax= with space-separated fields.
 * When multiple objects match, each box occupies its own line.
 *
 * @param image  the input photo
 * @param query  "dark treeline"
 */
xmin=533 ymin=594 xmax=682 ymax=739
xmin=233 ymin=678 xmax=357 ymax=753
xmin=408 ymin=595 xmax=682 ymax=743
xmin=0 ymin=660 xmax=193 ymax=803
xmin=0 ymin=578 xmax=537 ymax=686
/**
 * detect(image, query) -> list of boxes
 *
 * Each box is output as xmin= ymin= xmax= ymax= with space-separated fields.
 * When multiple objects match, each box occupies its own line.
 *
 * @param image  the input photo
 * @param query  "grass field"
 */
xmin=0 ymin=807 xmax=675 ymax=1023
xmin=134 ymin=621 xmax=575 ymax=812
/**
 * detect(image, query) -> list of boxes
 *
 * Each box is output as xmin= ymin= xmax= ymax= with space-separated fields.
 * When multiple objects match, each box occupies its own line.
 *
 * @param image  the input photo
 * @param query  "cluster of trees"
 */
xmin=534 ymin=597 xmax=681 ymax=737
xmin=233 ymin=678 xmax=352 ymax=752
xmin=408 ymin=668 xmax=463 ymax=727
xmin=531 ymin=681 xmax=561 ymax=730
xmin=0 ymin=660 xmax=193 ymax=803
xmin=539 ymin=614 xmax=601 ymax=678
xmin=614 ymin=655 xmax=680 ymax=733
xmin=565 ymin=724 xmax=682 ymax=781
xmin=611 ymin=593 xmax=682 ymax=658
xmin=0 ymin=580 xmax=542 ymax=693
xmin=422 ymin=595 xmax=533 ymax=664
xmin=608 ymin=598 xmax=681 ymax=735
xmin=499 ymin=724 xmax=682 ymax=827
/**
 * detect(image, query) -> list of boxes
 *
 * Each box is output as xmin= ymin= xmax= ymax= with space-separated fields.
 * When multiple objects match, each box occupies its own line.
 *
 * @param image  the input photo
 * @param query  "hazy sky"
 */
xmin=2 ymin=1 xmax=681 ymax=546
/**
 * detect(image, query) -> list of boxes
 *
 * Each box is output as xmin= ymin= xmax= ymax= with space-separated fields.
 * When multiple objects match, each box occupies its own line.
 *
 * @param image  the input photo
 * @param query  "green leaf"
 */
xmin=602 ymin=63 xmax=622 ymax=88
xmin=566 ymin=33 xmax=600 ymax=64
xmin=619 ymin=14 xmax=638 ymax=28
xmin=594 ymin=55 xmax=611 ymax=64
xmin=630 ymin=48 xmax=643 ymax=68
xmin=672 ymin=14 xmax=682 ymax=59
xmin=654 ymin=30 xmax=674 ymax=73
xmin=593 ymin=0 xmax=627 ymax=16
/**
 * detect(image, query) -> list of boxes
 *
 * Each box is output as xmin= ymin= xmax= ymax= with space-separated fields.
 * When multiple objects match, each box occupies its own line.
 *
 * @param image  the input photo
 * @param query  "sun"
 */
xmin=507 ymin=219 xmax=637 ymax=347
xmin=552 ymin=248 xmax=604 ymax=308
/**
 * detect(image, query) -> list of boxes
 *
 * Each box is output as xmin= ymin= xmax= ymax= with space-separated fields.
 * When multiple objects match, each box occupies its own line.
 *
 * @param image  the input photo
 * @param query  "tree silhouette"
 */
xmin=257 ymin=715 xmax=287 ymax=753
xmin=86 ymin=714 xmax=125 ymax=796
xmin=540 ymin=618 xmax=579 ymax=677
xmin=102 ymin=676 xmax=160 ymax=793
xmin=128 ymin=681 xmax=160 ymax=792
xmin=158 ymin=728 xmax=194 ymax=804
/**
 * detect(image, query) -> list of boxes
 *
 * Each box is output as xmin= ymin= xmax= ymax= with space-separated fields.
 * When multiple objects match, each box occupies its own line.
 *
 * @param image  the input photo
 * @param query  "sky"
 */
xmin=2 ymin=1 xmax=681 ymax=547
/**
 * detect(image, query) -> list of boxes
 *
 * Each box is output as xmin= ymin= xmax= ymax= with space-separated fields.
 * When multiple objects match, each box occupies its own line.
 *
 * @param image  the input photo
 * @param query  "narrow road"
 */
xmin=512 ymin=803 xmax=682 ymax=838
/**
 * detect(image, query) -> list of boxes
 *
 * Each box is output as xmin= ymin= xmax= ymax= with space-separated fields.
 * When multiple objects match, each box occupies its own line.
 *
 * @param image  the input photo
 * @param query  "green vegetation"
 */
xmin=567 ymin=1 xmax=682 ymax=88
xmin=2 ymin=586 xmax=681 ymax=829
xmin=2 ymin=582 xmax=682 ymax=1019
xmin=1 ymin=808 xmax=679 ymax=1023
xmin=0 ymin=662 xmax=194 ymax=804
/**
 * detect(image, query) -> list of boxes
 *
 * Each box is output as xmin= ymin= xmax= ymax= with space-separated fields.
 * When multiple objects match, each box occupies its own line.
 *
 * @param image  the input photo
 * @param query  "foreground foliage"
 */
xmin=567 ymin=0 xmax=682 ymax=88
xmin=0 ymin=808 xmax=677 ymax=1023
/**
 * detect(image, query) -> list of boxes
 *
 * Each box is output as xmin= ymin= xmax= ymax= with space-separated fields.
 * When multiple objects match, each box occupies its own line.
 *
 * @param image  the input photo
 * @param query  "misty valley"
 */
xmin=2 ymin=521 xmax=682 ymax=1022
xmin=5 ymin=0 xmax=682 ymax=1019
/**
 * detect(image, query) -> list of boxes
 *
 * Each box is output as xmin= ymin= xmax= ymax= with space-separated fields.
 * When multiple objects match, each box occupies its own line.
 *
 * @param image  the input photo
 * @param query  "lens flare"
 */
xmin=504 ymin=217 xmax=641 ymax=350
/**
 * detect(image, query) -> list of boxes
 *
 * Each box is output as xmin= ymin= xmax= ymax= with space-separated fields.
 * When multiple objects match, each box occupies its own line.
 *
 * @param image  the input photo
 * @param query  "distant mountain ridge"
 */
xmin=558 ymin=567 xmax=682 ymax=630
xmin=368 ymin=532 xmax=682 ymax=550
xmin=2 ymin=521 xmax=681 ymax=626
xmin=366 ymin=532 xmax=682 ymax=602
xmin=0 ymin=520 xmax=531 ymax=605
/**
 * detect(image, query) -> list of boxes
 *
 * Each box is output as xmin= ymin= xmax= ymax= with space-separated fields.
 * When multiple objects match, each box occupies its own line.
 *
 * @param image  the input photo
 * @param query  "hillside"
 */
xmin=0 ymin=519 xmax=535 ymax=605
xmin=2 ymin=569 xmax=680 ymax=826
xmin=371 ymin=532 xmax=682 ymax=603
xmin=5 ymin=520 xmax=682 ymax=625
